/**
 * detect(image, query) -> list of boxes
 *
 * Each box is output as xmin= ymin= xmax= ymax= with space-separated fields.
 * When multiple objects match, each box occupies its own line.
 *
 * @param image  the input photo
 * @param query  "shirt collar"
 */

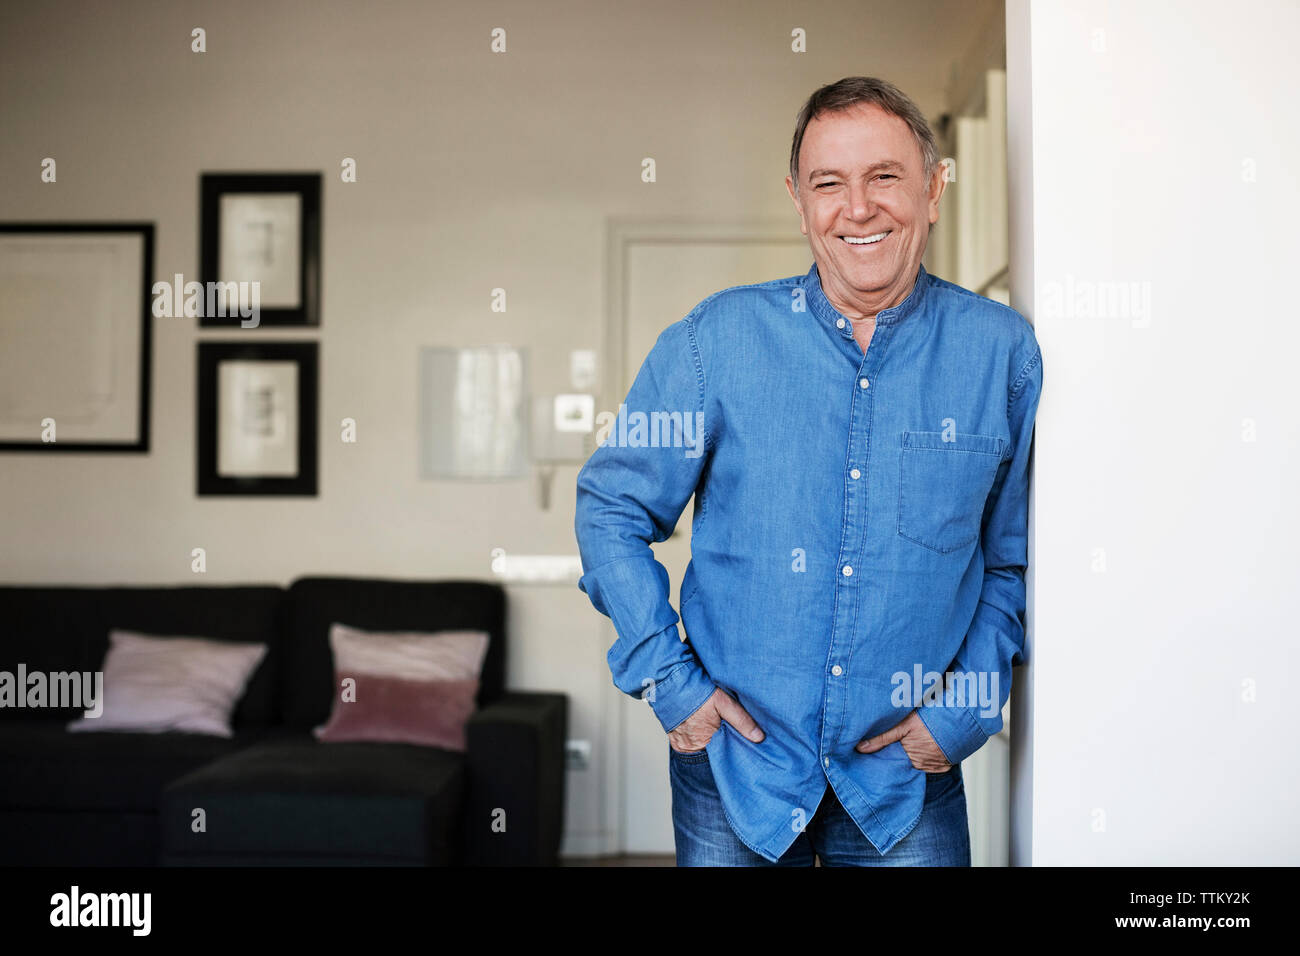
xmin=805 ymin=260 xmax=930 ymax=331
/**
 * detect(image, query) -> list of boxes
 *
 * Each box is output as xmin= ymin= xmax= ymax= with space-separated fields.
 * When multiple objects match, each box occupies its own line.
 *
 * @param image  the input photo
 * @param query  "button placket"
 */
xmin=821 ymin=335 xmax=880 ymax=779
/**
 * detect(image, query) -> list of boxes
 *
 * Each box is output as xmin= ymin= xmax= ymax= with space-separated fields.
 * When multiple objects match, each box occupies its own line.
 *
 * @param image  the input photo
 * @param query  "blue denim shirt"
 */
xmin=574 ymin=261 xmax=1042 ymax=861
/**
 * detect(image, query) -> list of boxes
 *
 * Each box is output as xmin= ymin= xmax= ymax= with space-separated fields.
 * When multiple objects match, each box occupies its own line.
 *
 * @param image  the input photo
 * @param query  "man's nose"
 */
xmin=845 ymin=182 xmax=874 ymax=220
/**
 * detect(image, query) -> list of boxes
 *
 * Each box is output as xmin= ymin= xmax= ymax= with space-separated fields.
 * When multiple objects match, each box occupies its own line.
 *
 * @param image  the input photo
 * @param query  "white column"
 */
xmin=1007 ymin=0 xmax=1300 ymax=865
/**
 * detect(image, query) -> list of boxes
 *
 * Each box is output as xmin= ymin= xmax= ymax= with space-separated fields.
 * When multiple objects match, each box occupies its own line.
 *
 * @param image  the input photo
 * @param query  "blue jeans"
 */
xmin=668 ymin=745 xmax=971 ymax=866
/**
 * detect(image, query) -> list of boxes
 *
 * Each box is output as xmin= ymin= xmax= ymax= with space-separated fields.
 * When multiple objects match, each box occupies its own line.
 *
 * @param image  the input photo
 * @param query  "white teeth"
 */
xmin=843 ymin=232 xmax=889 ymax=244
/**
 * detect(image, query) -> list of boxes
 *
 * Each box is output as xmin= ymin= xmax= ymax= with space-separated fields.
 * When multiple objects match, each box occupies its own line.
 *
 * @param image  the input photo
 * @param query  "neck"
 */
xmin=822 ymin=265 xmax=919 ymax=321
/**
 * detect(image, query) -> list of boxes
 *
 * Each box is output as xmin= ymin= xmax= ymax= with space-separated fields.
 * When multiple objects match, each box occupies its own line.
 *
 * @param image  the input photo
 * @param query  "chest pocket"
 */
xmin=897 ymin=430 xmax=1006 ymax=554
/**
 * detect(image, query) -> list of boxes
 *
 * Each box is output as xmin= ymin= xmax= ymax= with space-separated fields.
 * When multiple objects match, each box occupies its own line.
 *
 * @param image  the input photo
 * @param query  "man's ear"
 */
xmin=926 ymin=163 xmax=948 ymax=226
xmin=785 ymin=175 xmax=809 ymax=236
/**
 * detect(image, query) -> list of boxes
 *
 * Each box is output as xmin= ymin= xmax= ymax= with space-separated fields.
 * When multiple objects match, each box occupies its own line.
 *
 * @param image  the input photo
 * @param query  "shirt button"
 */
xmin=831 ymin=664 xmax=843 ymax=676
xmin=836 ymin=318 xmax=845 ymax=329
xmin=824 ymin=757 xmax=830 ymax=768
xmin=850 ymin=468 xmax=861 ymax=479
xmin=859 ymin=377 xmax=870 ymax=388
xmin=842 ymin=565 xmax=853 ymax=577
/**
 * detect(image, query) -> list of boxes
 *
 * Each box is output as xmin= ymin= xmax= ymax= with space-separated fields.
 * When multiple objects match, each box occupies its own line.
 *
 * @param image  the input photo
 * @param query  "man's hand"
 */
xmin=855 ymin=710 xmax=951 ymax=772
xmin=668 ymin=687 xmax=765 ymax=754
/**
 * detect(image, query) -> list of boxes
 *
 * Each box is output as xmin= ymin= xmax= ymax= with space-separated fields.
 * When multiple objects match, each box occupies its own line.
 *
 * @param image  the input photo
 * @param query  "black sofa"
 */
xmin=0 ymin=577 xmax=567 ymax=866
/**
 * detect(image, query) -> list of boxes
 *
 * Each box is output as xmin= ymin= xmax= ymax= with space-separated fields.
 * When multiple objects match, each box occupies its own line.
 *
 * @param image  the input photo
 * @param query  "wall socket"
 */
xmin=565 ymin=739 xmax=591 ymax=771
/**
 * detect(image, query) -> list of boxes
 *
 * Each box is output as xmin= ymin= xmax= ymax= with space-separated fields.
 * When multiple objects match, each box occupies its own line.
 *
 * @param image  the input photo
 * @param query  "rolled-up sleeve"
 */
xmin=574 ymin=317 xmax=717 ymax=733
xmin=917 ymin=342 xmax=1043 ymax=764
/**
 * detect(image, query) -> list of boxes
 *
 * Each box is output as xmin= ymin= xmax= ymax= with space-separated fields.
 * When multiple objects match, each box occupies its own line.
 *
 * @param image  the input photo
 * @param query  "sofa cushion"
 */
xmin=0 ymin=720 xmax=262 ymax=812
xmin=0 ymin=809 xmax=161 ymax=866
xmin=0 ymin=585 xmax=284 ymax=730
xmin=160 ymin=736 xmax=466 ymax=864
xmin=280 ymin=578 xmax=505 ymax=731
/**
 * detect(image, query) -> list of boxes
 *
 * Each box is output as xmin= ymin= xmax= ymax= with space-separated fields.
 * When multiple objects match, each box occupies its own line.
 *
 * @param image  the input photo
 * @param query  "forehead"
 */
xmin=801 ymin=103 xmax=920 ymax=167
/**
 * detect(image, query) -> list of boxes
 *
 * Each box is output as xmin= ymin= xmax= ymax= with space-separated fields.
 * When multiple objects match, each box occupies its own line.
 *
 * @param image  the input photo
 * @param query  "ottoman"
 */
xmin=159 ymin=735 xmax=465 ymax=865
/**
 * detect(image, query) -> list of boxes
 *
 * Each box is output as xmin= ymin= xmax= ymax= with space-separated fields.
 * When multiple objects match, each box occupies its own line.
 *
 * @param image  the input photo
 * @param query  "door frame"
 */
xmin=598 ymin=219 xmax=810 ymax=854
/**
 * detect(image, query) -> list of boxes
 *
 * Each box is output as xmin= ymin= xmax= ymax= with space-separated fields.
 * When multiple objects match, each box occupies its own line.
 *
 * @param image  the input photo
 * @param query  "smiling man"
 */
xmin=575 ymin=77 xmax=1043 ymax=866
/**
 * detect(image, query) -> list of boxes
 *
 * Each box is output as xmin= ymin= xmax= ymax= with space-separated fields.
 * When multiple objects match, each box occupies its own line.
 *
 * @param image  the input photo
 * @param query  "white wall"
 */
xmin=1007 ymin=0 xmax=1300 ymax=865
xmin=0 ymin=0 xmax=1002 ymax=857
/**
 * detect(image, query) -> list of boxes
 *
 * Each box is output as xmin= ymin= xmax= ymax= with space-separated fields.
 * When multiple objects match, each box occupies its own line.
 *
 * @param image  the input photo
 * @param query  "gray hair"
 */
xmin=789 ymin=76 xmax=940 ymax=192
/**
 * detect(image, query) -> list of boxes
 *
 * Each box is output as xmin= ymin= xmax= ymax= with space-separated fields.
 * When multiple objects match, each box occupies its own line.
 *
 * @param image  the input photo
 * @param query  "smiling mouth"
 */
xmin=841 ymin=231 xmax=890 ymax=247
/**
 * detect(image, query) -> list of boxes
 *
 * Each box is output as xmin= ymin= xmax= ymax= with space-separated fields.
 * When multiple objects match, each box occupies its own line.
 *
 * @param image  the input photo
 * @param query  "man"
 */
xmin=574 ymin=76 xmax=1042 ymax=866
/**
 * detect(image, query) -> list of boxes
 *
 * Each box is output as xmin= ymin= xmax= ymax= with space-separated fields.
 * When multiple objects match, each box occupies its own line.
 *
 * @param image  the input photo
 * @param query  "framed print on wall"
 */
xmin=0 ymin=222 xmax=153 ymax=452
xmin=197 ymin=341 xmax=318 ymax=495
xmin=418 ymin=345 xmax=528 ymax=480
xmin=199 ymin=173 xmax=321 ymax=327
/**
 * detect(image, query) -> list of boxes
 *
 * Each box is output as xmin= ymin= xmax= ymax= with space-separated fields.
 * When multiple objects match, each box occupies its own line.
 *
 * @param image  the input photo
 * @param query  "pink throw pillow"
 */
xmin=314 ymin=672 xmax=479 ymax=751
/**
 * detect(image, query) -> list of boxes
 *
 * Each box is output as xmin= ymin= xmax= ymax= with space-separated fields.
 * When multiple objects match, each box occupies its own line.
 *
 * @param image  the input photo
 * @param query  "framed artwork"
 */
xmin=199 ymin=173 xmax=321 ymax=327
xmin=0 ymin=222 xmax=153 ymax=452
xmin=197 ymin=341 xmax=318 ymax=495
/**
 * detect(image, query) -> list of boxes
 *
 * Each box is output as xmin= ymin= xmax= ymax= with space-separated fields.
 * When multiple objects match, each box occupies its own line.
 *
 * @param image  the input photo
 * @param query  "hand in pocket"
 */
xmin=668 ymin=687 xmax=765 ymax=753
xmin=855 ymin=710 xmax=951 ymax=772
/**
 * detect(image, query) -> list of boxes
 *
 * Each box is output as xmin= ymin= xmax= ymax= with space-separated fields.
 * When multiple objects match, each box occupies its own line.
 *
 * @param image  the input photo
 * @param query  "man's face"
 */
xmin=785 ymin=103 xmax=945 ymax=316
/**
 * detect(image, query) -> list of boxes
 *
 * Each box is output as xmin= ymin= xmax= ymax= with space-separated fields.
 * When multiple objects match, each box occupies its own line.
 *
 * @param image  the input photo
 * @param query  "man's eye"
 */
xmin=815 ymin=182 xmax=839 ymax=189
xmin=876 ymin=174 xmax=897 ymax=181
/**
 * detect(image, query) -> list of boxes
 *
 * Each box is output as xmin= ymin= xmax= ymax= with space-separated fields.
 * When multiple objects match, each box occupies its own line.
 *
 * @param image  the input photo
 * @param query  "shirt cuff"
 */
xmin=645 ymin=656 xmax=717 ymax=734
xmin=916 ymin=702 xmax=990 ymax=766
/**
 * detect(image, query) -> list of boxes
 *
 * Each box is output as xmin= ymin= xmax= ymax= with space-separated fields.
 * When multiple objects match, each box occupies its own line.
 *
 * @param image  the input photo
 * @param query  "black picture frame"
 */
xmin=199 ymin=173 xmax=321 ymax=327
xmin=197 ymin=341 xmax=318 ymax=496
xmin=0 ymin=222 xmax=153 ymax=453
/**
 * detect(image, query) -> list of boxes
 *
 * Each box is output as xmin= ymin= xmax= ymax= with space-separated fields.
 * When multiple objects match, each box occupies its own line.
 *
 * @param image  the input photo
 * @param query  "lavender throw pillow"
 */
xmin=66 ymin=629 xmax=267 ymax=737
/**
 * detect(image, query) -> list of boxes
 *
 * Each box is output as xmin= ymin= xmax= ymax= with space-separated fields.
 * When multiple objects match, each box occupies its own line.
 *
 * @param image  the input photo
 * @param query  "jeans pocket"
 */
xmin=669 ymin=743 xmax=711 ymax=764
xmin=897 ymin=430 xmax=1005 ymax=554
xmin=924 ymin=762 xmax=963 ymax=796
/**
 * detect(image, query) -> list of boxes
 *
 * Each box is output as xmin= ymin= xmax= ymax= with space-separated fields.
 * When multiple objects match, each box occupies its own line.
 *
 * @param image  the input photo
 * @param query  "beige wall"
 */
xmin=0 ymin=0 xmax=1002 ymax=856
